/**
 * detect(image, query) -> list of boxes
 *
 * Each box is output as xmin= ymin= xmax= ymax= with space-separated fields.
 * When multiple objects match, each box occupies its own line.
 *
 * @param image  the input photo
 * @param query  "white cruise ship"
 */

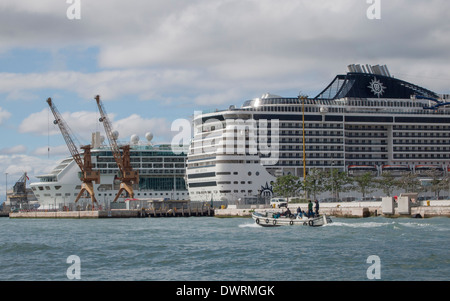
xmin=186 ymin=64 xmax=450 ymax=202
xmin=31 ymin=133 xmax=189 ymax=209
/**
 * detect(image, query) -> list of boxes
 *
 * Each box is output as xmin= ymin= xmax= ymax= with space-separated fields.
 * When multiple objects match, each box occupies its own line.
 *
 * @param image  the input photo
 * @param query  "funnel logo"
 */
xmin=368 ymin=77 xmax=386 ymax=97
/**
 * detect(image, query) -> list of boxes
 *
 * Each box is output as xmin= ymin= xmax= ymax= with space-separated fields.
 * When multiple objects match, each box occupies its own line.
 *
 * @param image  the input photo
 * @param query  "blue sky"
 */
xmin=1 ymin=0 xmax=450 ymax=201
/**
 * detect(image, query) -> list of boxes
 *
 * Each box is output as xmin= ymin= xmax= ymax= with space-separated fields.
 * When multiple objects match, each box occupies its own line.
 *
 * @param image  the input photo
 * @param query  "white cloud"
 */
xmin=0 ymin=153 xmax=61 ymax=202
xmin=18 ymin=108 xmax=99 ymax=138
xmin=1 ymin=1 xmax=449 ymax=72
xmin=0 ymin=0 xmax=449 ymax=105
xmin=0 ymin=69 xmax=201 ymax=103
xmin=32 ymin=144 xmax=70 ymax=157
xmin=0 ymin=107 xmax=11 ymax=125
xmin=0 ymin=145 xmax=27 ymax=155
xmin=19 ymin=107 xmax=175 ymax=145
xmin=111 ymin=114 xmax=173 ymax=143
xmin=1 ymin=153 xmax=57 ymax=183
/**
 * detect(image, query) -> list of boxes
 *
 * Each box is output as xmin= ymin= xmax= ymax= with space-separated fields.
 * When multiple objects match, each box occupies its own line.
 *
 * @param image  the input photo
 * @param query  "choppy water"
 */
xmin=0 ymin=216 xmax=448 ymax=281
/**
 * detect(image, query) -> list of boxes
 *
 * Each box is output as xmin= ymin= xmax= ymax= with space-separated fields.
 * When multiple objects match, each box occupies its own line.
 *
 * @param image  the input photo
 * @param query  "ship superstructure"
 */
xmin=30 ymin=132 xmax=189 ymax=209
xmin=187 ymin=64 xmax=450 ymax=202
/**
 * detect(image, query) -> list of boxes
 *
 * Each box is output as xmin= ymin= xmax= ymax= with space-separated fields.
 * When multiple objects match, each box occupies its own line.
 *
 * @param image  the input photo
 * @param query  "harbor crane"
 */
xmin=8 ymin=172 xmax=30 ymax=211
xmin=46 ymin=98 xmax=100 ymax=208
xmin=94 ymin=95 xmax=139 ymax=202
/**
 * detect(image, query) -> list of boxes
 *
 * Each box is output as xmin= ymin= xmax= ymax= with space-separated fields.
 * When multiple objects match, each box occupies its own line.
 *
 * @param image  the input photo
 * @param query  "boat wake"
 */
xmin=325 ymin=219 xmax=440 ymax=230
xmin=325 ymin=221 xmax=395 ymax=228
xmin=239 ymin=222 xmax=261 ymax=228
xmin=240 ymin=218 xmax=443 ymax=231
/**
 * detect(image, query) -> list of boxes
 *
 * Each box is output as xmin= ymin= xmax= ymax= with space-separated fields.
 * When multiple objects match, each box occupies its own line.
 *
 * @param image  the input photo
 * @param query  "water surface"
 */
xmin=0 ymin=216 xmax=448 ymax=281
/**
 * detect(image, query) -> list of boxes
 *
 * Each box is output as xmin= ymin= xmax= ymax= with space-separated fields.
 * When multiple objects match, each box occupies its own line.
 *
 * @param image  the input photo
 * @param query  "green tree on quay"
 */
xmin=424 ymin=170 xmax=449 ymax=199
xmin=302 ymin=168 xmax=326 ymax=200
xmin=397 ymin=172 xmax=422 ymax=193
xmin=272 ymin=174 xmax=302 ymax=202
xmin=352 ymin=172 xmax=376 ymax=198
xmin=376 ymin=171 xmax=398 ymax=196
xmin=323 ymin=168 xmax=351 ymax=200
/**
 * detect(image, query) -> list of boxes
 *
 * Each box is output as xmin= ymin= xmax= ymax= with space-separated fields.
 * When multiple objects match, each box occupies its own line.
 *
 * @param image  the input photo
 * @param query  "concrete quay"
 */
xmin=9 ymin=207 xmax=214 ymax=219
xmin=214 ymin=200 xmax=450 ymax=218
xmin=10 ymin=210 xmax=112 ymax=219
xmin=7 ymin=200 xmax=450 ymax=219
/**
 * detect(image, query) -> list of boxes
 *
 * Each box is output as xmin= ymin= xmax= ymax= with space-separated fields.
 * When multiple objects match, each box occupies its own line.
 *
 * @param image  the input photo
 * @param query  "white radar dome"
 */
xmin=112 ymin=130 xmax=119 ymax=140
xmin=131 ymin=134 xmax=140 ymax=144
xmin=145 ymin=132 xmax=153 ymax=142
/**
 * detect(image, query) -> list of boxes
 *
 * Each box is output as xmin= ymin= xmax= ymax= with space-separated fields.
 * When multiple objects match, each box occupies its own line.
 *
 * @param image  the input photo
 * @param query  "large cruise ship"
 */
xmin=186 ymin=64 xmax=450 ymax=202
xmin=30 ymin=132 xmax=189 ymax=209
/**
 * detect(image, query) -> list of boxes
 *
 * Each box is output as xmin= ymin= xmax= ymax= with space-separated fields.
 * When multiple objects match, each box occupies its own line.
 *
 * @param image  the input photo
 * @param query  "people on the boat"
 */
xmin=308 ymin=200 xmax=314 ymax=217
xmin=281 ymin=207 xmax=291 ymax=217
xmin=296 ymin=206 xmax=303 ymax=218
xmin=315 ymin=199 xmax=320 ymax=216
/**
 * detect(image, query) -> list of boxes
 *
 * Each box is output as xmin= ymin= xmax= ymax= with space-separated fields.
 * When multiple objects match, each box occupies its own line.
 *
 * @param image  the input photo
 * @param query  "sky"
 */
xmin=0 ymin=0 xmax=449 ymax=201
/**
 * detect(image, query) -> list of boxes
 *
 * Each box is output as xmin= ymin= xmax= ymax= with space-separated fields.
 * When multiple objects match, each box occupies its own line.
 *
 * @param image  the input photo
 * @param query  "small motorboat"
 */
xmin=252 ymin=211 xmax=332 ymax=227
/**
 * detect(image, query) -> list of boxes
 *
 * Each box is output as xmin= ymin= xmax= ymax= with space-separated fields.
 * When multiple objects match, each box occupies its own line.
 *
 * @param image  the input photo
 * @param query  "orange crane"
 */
xmin=94 ymin=95 xmax=139 ymax=202
xmin=46 ymin=98 xmax=100 ymax=208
